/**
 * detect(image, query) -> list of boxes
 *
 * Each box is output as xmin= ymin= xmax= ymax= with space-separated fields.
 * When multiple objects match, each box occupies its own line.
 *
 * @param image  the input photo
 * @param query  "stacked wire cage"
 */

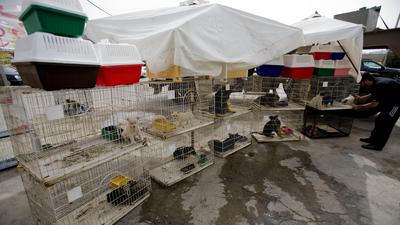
xmin=0 ymin=86 xmax=25 ymax=170
xmin=244 ymin=75 xmax=310 ymax=110
xmin=141 ymin=80 xmax=215 ymax=186
xmin=7 ymin=85 xmax=152 ymax=225
xmin=251 ymin=109 xmax=304 ymax=143
xmin=303 ymin=76 xmax=359 ymax=138
xmin=208 ymin=111 xmax=253 ymax=158
xmin=197 ymin=78 xmax=252 ymax=119
xmin=241 ymin=75 xmax=309 ymax=142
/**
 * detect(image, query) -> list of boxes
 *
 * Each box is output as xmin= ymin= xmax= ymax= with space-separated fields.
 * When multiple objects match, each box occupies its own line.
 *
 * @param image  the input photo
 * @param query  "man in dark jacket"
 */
xmin=352 ymin=73 xmax=400 ymax=151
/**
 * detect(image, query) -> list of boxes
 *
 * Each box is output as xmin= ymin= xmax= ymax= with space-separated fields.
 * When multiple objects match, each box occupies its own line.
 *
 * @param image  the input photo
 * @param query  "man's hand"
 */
xmin=352 ymin=104 xmax=361 ymax=111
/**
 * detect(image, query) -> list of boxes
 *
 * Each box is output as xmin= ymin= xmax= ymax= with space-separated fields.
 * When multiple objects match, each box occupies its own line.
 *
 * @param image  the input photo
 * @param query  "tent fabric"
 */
xmin=85 ymin=4 xmax=304 ymax=77
xmin=293 ymin=16 xmax=363 ymax=81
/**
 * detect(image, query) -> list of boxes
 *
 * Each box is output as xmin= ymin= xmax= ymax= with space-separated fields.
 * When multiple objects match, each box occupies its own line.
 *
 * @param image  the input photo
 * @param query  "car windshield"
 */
xmin=363 ymin=61 xmax=382 ymax=69
xmin=2 ymin=66 xmax=18 ymax=75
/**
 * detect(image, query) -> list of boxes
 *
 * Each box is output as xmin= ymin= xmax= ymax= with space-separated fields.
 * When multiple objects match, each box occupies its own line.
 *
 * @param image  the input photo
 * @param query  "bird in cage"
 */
xmin=63 ymin=99 xmax=89 ymax=116
xmin=253 ymin=115 xmax=281 ymax=137
xmin=173 ymin=146 xmax=197 ymax=160
xmin=171 ymin=111 xmax=193 ymax=127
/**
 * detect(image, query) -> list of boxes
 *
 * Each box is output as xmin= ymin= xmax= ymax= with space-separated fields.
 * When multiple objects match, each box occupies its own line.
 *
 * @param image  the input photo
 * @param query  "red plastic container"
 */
xmin=334 ymin=68 xmax=351 ymax=77
xmin=311 ymin=52 xmax=332 ymax=60
xmin=96 ymin=64 xmax=142 ymax=86
xmin=281 ymin=67 xmax=314 ymax=79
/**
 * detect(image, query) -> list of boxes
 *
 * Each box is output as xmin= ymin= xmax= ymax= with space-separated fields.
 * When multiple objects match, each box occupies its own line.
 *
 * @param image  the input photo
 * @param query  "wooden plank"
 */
xmin=252 ymin=130 xmax=303 ymax=143
xmin=252 ymin=102 xmax=305 ymax=111
xmin=200 ymin=105 xmax=252 ymax=120
xmin=150 ymin=159 xmax=214 ymax=187
xmin=305 ymin=102 xmax=352 ymax=111
xmin=145 ymin=118 xmax=214 ymax=139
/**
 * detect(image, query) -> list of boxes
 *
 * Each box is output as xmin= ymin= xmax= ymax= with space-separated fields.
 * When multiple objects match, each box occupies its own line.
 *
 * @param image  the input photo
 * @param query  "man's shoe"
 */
xmin=362 ymin=144 xmax=382 ymax=151
xmin=360 ymin=137 xmax=372 ymax=143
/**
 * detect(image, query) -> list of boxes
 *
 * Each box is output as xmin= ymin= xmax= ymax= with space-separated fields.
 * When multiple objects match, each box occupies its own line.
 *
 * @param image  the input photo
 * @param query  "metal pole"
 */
xmin=337 ymin=41 xmax=359 ymax=75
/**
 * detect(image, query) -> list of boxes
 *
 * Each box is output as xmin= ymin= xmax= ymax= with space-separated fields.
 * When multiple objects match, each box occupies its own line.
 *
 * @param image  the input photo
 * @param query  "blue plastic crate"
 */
xmin=331 ymin=52 xmax=346 ymax=60
xmin=256 ymin=65 xmax=284 ymax=77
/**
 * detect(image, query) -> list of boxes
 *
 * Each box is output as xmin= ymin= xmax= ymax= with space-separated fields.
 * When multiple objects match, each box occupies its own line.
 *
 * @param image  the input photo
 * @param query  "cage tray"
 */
xmin=302 ymin=124 xmax=348 ymax=139
xmin=20 ymin=136 xmax=145 ymax=185
xmin=58 ymin=190 xmax=150 ymax=225
xmin=305 ymin=101 xmax=352 ymax=111
xmin=145 ymin=116 xmax=214 ymax=139
xmin=201 ymin=105 xmax=251 ymax=120
xmin=252 ymin=101 xmax=305 ymax=111
xmin=213 ymin=140 xmax=252 ymax=158
xmin=252 ymin=130 xmax=303 ymax=143
xmin=150 ymin=154 xmax=214 ymax=187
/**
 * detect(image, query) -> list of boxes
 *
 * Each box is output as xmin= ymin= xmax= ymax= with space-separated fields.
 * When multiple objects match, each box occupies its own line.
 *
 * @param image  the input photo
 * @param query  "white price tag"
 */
xmin=46 ymin=105 xmax=64 ymax=121
xmin=322 ymin=82 xmax=329 ymax=87
xmin=67 ymin=186 xmax=82 ymax=203
xmin=225 ymin=84 xmax=230 ymax=91
xmin=167 ymin=91 xmax=175 ymax=100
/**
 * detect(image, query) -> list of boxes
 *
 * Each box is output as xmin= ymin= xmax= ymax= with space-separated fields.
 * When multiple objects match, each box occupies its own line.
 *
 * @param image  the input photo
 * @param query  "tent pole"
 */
xmin=337 ymin=41 xmax=359 ymax=75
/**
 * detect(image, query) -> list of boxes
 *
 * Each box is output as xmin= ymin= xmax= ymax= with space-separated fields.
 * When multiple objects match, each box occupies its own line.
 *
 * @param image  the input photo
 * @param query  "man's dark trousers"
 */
xmin=370 ymin=105 xmax=400 ymax=148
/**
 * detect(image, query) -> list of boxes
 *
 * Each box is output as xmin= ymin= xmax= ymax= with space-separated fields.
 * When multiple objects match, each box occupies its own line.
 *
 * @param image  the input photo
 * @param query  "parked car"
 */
xmin=0 ymin=66 xmax=23 ymax=86
xmin=361 ymin=59 xmax=400 ymax=78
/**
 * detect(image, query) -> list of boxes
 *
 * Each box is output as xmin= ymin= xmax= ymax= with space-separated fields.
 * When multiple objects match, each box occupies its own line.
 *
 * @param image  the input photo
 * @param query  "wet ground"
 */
xmin=1 ymin=118 xmax=400 ymax=225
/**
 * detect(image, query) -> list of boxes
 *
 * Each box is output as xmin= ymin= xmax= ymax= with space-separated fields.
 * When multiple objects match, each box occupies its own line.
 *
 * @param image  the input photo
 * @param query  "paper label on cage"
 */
xmin=322 ymin=81 xmax=329 ymax=87
xmin=167 ymin=91 xmax=175 ymax=100
xmin=161 ymin=85 xmax=170 ymax=93
xmin=46 ymin=105 xmax=64 ymax=121
xmin=225 ymin=84 xmax=230 ymax=90
xmin=67 ymin=186 xmax=82 ymax=203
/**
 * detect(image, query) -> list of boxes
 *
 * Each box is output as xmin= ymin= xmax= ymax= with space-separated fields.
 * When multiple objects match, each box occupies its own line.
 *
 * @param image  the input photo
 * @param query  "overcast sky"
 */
xmin=81 ymin=0 xmax=400 ymax=28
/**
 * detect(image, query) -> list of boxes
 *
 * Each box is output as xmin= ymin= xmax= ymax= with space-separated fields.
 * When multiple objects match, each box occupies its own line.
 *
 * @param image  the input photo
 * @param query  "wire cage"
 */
xmin=209 ymin=111 xmax=253 ymax=158
xmin=21 ymin=147 xmax=151 ymax=225
xmin=0 ymin=137 xmax=17 ymax=170
xmin=145 ymin=124 xmax=215 ymax=186
xmin=197 ymin=78 xmax=252 ymax=119
xmin=307 ymin=76 xmax=359 ymax=110
xmin=302 ymin=105 xmax=354 ymax=139
xmin=8 ymin=85 xmax=150 ymax=183
xmin=141 ymin=80 xmax=214 ymax=139
xmin=244 ymin=75 xmax=310 ymax=110
xmin=251 ymin=109 xmax=304 ymax=143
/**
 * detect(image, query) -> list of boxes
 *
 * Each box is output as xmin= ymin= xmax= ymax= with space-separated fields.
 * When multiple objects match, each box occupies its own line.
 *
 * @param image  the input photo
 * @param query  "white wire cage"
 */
xmin=142 ymin=80 xmax=214 ymax=139
xmin=144 ymin=124 xmax=215 ymax=186
xmin=251 ymin=109 xmax=304 ymax=143
xmin=307 ymin=76 xmax=359 ymax=110
xmin=197 ymin=78 xmax=252 ymax=119
xmin=244 ymin=75 xmax=310 ymax=110
xmin=22 ymin=147 xmax=151 ymax=225
xmin=8 ymin=85 xmax=151 ymax=183
xmin=208 ymin=111 xmax=253 ymax=158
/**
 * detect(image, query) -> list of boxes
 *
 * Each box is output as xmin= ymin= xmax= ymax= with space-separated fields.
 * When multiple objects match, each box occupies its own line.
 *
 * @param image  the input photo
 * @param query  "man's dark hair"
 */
xmin=361 ymin=72 xmax=375 ymax=82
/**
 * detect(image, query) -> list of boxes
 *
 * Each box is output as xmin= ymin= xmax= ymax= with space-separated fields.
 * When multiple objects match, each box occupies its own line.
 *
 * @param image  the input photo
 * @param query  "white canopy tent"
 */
xmin=293 ymin=14 xmax=364 ymax=81
xmin=85 ymin=3 xmax=304 ymax=77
